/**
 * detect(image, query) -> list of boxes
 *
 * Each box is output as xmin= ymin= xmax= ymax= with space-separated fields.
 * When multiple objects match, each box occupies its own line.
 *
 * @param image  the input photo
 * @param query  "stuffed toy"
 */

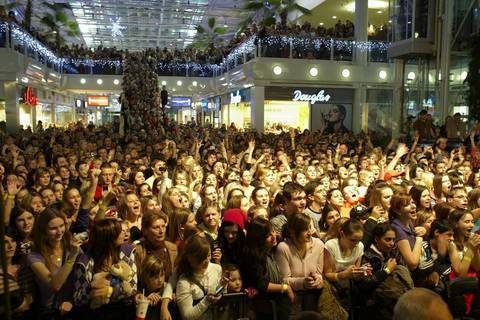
xmin=110 ymin=260 xmax=133 ymax=295
xmin=89 ymin=261 xmax=133 ymax=309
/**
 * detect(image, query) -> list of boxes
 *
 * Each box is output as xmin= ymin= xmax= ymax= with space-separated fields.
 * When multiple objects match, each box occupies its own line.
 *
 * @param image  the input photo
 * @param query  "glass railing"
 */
xmin=0 ymin=21 xmax=390 ymax=77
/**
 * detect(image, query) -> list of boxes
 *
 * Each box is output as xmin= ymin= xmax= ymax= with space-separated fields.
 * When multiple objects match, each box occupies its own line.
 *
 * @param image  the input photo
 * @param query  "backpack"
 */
xmin=374 ymin=265 xmax=414 ymax=302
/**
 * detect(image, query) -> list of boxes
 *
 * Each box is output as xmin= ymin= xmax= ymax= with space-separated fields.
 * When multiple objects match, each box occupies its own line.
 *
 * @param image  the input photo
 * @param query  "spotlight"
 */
xmin=341 ymin=69 xmax=350 ymax=78
xmin=309 ymin=67 xmax=319 ymax=77
xmin=273 ymin=66 xmax=282 ymax=75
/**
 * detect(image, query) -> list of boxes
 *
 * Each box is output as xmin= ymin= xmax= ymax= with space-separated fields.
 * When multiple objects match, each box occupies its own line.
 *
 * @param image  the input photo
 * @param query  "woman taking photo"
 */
xmin=27 ymin=208 xmax=82 ymax=317
xmin=74 ymin=219 xmax=137 ymax=318
xmin=323 ymin=219 xmax=370 ymax=310
xmin=389 ymin=194 xmax=424 ymax=271
xmin=241 ymin=217 xmax=293 ymax=320
xmin=276 ymin=213 xmax=324 ymax=315
xmin=175 ymin=235 xmax=223 ymax=320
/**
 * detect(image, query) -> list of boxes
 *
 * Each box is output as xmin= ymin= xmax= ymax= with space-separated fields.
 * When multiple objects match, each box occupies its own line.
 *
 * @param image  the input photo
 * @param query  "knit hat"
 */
xmin=222 ymin=208 xmax=247 ymax=230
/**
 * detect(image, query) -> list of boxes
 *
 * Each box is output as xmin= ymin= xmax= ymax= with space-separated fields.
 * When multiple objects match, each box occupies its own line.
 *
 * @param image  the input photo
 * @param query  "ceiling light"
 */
xmin=21 ymin=77 xmax=29 ymax=83
xmin=346 ymin=0 xmax=388 ymax=12
xmin=97 ymin=79 xmax=103 ymax=85
xmin=273 ymin=66 xmax=282 ymax=75
xmin=377 ymin=10 xmax=382 ymax=13
xmin=113 ymin=79 xmax=120 ymax=85
xmin=309 ymin=67 xmax=319 ymax=77
xmin=341 ymin=69 xmax=350 ymax=78
xmin=379 ymin=70 xmax=387 ymax=79
xmin=319 ymin=22 xmax=324 ymax=26
xmin=332 ymin=16 xmax=337 ymax=19
xmin=161 ymin=81 xmax=167 ymax=86
xmin=80 ymin=78 xmax=86 ymax=84
xmin=407 ymin=72 xmax=416 ymax=80
xmin=192 ymin=81 xmax=198 ymax=87
xmin=177 ymin=80 xmax=182 ymax=86
xmin=460 ymin=71 xmax=468 ymax=81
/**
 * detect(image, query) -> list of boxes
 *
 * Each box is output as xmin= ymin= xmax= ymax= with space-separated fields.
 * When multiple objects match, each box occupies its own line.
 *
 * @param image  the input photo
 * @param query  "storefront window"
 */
xmin=19 ymin=104 xmax=33 ymax=129
xmin=367 ymin=89 xmax=394 ymax=138
xmin=0 ymin=100 xmax=5 ymax=122
xmin=56 ymin=104 xmax=75 ymax=127
xmin=264 ymin=100 xmax=310 ymax=133
xmin=36 ymin=103 xmax=52 ymax=127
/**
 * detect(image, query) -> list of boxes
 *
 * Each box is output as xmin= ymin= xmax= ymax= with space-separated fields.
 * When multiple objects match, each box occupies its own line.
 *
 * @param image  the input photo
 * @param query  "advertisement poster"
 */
xmin=311 ymin=103 xmax=353 ymax=133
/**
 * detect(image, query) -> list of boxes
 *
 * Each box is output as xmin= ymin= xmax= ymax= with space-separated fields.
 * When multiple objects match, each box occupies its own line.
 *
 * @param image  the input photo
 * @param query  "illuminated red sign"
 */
xmin=23 ymin=86 xmax=37 ymax=106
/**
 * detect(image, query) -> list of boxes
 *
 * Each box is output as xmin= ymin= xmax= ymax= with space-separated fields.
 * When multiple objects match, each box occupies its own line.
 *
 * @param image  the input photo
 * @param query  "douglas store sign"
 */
xmin=292 ymin=90 xmax=331 ymax=103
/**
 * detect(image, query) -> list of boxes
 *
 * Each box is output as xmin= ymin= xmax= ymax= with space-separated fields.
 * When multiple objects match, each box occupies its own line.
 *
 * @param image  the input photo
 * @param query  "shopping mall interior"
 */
xmin=1 ymin=1 xmax=480 ymax=320
xmin=0 ymin=0 xmax=477 ymax=136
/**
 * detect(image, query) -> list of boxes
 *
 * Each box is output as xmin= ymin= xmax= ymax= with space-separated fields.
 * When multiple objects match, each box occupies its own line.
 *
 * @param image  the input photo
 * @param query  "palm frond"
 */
xmin=207 ymin=17 xmax=216 ymax=29
xmin=213 ymin=27 xmax=227 ymax=35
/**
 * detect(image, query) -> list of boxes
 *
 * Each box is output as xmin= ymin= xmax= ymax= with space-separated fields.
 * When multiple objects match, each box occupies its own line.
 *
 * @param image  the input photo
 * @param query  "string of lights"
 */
xmin=0 ymin=22 xmax=389 ymax=76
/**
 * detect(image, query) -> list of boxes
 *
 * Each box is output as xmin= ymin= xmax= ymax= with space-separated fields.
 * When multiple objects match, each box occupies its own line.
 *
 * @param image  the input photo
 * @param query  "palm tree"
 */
xmin=38 ymin=2 xmax=80 ymax=48
xmin=22 ymin=0 xmax=32 ymax=31
xmin=192 ymin=17 xmax=227 ymax=50
xmin=0 ymin=1 xmax=19 ymax=19
xmin=244 ymin=0 xmax=311 ymax=27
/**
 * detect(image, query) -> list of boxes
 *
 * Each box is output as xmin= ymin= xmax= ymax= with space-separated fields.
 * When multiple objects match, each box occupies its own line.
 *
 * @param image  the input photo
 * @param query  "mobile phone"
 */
xmin=212 ymin=240 xmax=220 ymax=251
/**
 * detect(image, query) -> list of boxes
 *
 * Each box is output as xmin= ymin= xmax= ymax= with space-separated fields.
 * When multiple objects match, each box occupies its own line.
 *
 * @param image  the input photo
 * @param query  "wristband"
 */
xmin=333 ymin=273 xmax=339 ymax=281
xmin=7 ymin=194 xmax=15 ymax=200
xmin=281 ymin=283 xmax=288 ymax=294
xmin=384 ymin=267 xmax=391 ymax=275
xmin=107 ymin=286 xmax=113 ymax=298
xmin=463 ymin=255 xmax=472 ymax=263
xmin=65 ymin=259 xmax=75 ymax=267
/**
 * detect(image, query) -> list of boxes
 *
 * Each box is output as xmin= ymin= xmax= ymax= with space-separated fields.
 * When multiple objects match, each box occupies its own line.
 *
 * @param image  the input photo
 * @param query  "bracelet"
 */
xmin=281 ymin=283 xmax=288 ymax=294
xmin=7 ymin=194 xmax=15 ymax=200
xmin=65 ymin=259 xmax=75 ymax=266
xmin=384 ymin=267 xmax=391 ymax=275
xmin=333 ymin=273 xmax=339 ymax=281
xmin=107 ymin=286 xmax=113 ymax=298
xmin=463 ymin=255 xmax=472 ymax=263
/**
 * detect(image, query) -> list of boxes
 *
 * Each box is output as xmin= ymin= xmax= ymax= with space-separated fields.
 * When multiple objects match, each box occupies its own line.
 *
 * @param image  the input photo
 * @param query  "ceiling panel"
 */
xmin=66 ymin=0 xmax=245 ymax=50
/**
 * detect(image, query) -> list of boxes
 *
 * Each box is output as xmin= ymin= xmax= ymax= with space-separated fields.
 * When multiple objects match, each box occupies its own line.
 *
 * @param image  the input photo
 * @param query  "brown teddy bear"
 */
xmin=89 ymin=261 xmax=133 ymax=309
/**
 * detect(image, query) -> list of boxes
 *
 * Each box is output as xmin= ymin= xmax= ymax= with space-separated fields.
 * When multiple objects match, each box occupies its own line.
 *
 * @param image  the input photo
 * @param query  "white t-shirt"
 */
xmin=324 ymin=238 xmax=364 ymax=272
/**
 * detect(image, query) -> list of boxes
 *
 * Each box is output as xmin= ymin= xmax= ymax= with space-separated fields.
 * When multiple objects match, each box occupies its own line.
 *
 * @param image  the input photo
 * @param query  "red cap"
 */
xmin=383 ymin=170 xmax=405 ymax=181
xmin=222 ymin=208 xmax=247 ymax=230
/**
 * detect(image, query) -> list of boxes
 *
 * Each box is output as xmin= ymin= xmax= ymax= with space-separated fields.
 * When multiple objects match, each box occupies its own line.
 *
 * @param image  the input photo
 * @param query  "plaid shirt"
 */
xmin=73 ymin=243 xmax=137 ymax=306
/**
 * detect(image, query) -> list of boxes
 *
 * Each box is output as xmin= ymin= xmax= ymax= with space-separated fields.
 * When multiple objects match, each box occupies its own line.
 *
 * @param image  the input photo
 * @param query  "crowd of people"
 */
xmin=1 ymin=115 xmax=479 ymax=320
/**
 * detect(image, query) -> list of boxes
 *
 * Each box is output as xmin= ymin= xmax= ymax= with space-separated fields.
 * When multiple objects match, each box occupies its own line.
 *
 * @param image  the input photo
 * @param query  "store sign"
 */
xmin=171 ymin=97 xmax=191 ymax=108
xmin=292 ymin=90 xmax=331 ymax=104
xmin=87 ymin=95 xmax=109 ymax=106
xmin=23 ymin=86 xmax=37 ymax=106
xmin=230 ymin=90 xmax=242 ymax=104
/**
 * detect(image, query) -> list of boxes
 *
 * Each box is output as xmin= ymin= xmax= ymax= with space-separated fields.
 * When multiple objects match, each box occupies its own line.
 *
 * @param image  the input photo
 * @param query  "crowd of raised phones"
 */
xmin=1 ymin=120 xmax=478 ymax=320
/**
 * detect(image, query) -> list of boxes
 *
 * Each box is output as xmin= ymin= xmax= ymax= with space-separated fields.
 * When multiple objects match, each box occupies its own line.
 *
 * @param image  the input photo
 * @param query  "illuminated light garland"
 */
xmin=0 ymin=22 xmax=390 ymax=76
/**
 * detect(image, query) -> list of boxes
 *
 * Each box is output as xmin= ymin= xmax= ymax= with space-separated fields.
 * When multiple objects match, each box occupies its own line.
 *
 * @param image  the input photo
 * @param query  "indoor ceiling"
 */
xmin=298 ymin=0 xmax=389 ymax=29
xmin=65 ymin=0 xmax=246 ymax=50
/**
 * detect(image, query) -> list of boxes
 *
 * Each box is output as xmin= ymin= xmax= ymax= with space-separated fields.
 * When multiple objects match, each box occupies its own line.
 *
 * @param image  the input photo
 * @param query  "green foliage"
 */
xmin=243 ymin=0 xmax=311 ymax=28
xmin=192 ymin=17 xmax=226 ymax=50
xmin=38 ymin=2 xmax=80 ymax=47
xmin=466 ymin=33 xmax=480 ymax=121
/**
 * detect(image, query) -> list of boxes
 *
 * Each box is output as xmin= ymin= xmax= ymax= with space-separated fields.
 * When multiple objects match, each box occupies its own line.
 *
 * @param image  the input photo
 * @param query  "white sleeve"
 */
xmin=176 ymin=278 xmax=210 ymax=320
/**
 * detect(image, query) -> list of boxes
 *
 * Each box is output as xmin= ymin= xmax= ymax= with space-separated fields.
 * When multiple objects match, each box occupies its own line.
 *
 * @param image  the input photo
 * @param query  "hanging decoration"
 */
xmin=108 ymin=17 xmax=126 ymax=39
xmin=0 ymin=22 xmax=390 ymax=77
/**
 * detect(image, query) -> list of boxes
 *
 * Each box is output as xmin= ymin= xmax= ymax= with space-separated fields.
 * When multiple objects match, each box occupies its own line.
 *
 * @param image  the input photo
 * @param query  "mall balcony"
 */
xmin=1 ymin=2 xmax=433 ymax=136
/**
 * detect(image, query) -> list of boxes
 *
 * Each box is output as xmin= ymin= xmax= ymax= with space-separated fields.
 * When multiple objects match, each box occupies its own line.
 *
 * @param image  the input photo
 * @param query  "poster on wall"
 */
xmin=311 ymin=103 xmax=353 ymax=133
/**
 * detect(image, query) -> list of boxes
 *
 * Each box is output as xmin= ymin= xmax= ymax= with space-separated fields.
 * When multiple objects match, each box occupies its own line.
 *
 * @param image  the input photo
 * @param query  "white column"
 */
xmin=355 ymin=0 xmax=369 ymax=66
xmin=392 ymin=59 xmax=405 ymax=139
xmin=353 ymin=84 xmax=367 ymax=133
xmin=2 ymin=80 xmax=19 ymax=134
xmin=250 ymin=86 xmax=265 ymax=132
xmin=438 ymin=0 xmax=454 ymax=120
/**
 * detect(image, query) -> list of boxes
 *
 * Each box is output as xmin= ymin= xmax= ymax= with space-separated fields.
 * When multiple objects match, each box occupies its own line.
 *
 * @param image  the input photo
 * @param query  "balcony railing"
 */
xmin=0 ymin=21 xmax=389 ymax=77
